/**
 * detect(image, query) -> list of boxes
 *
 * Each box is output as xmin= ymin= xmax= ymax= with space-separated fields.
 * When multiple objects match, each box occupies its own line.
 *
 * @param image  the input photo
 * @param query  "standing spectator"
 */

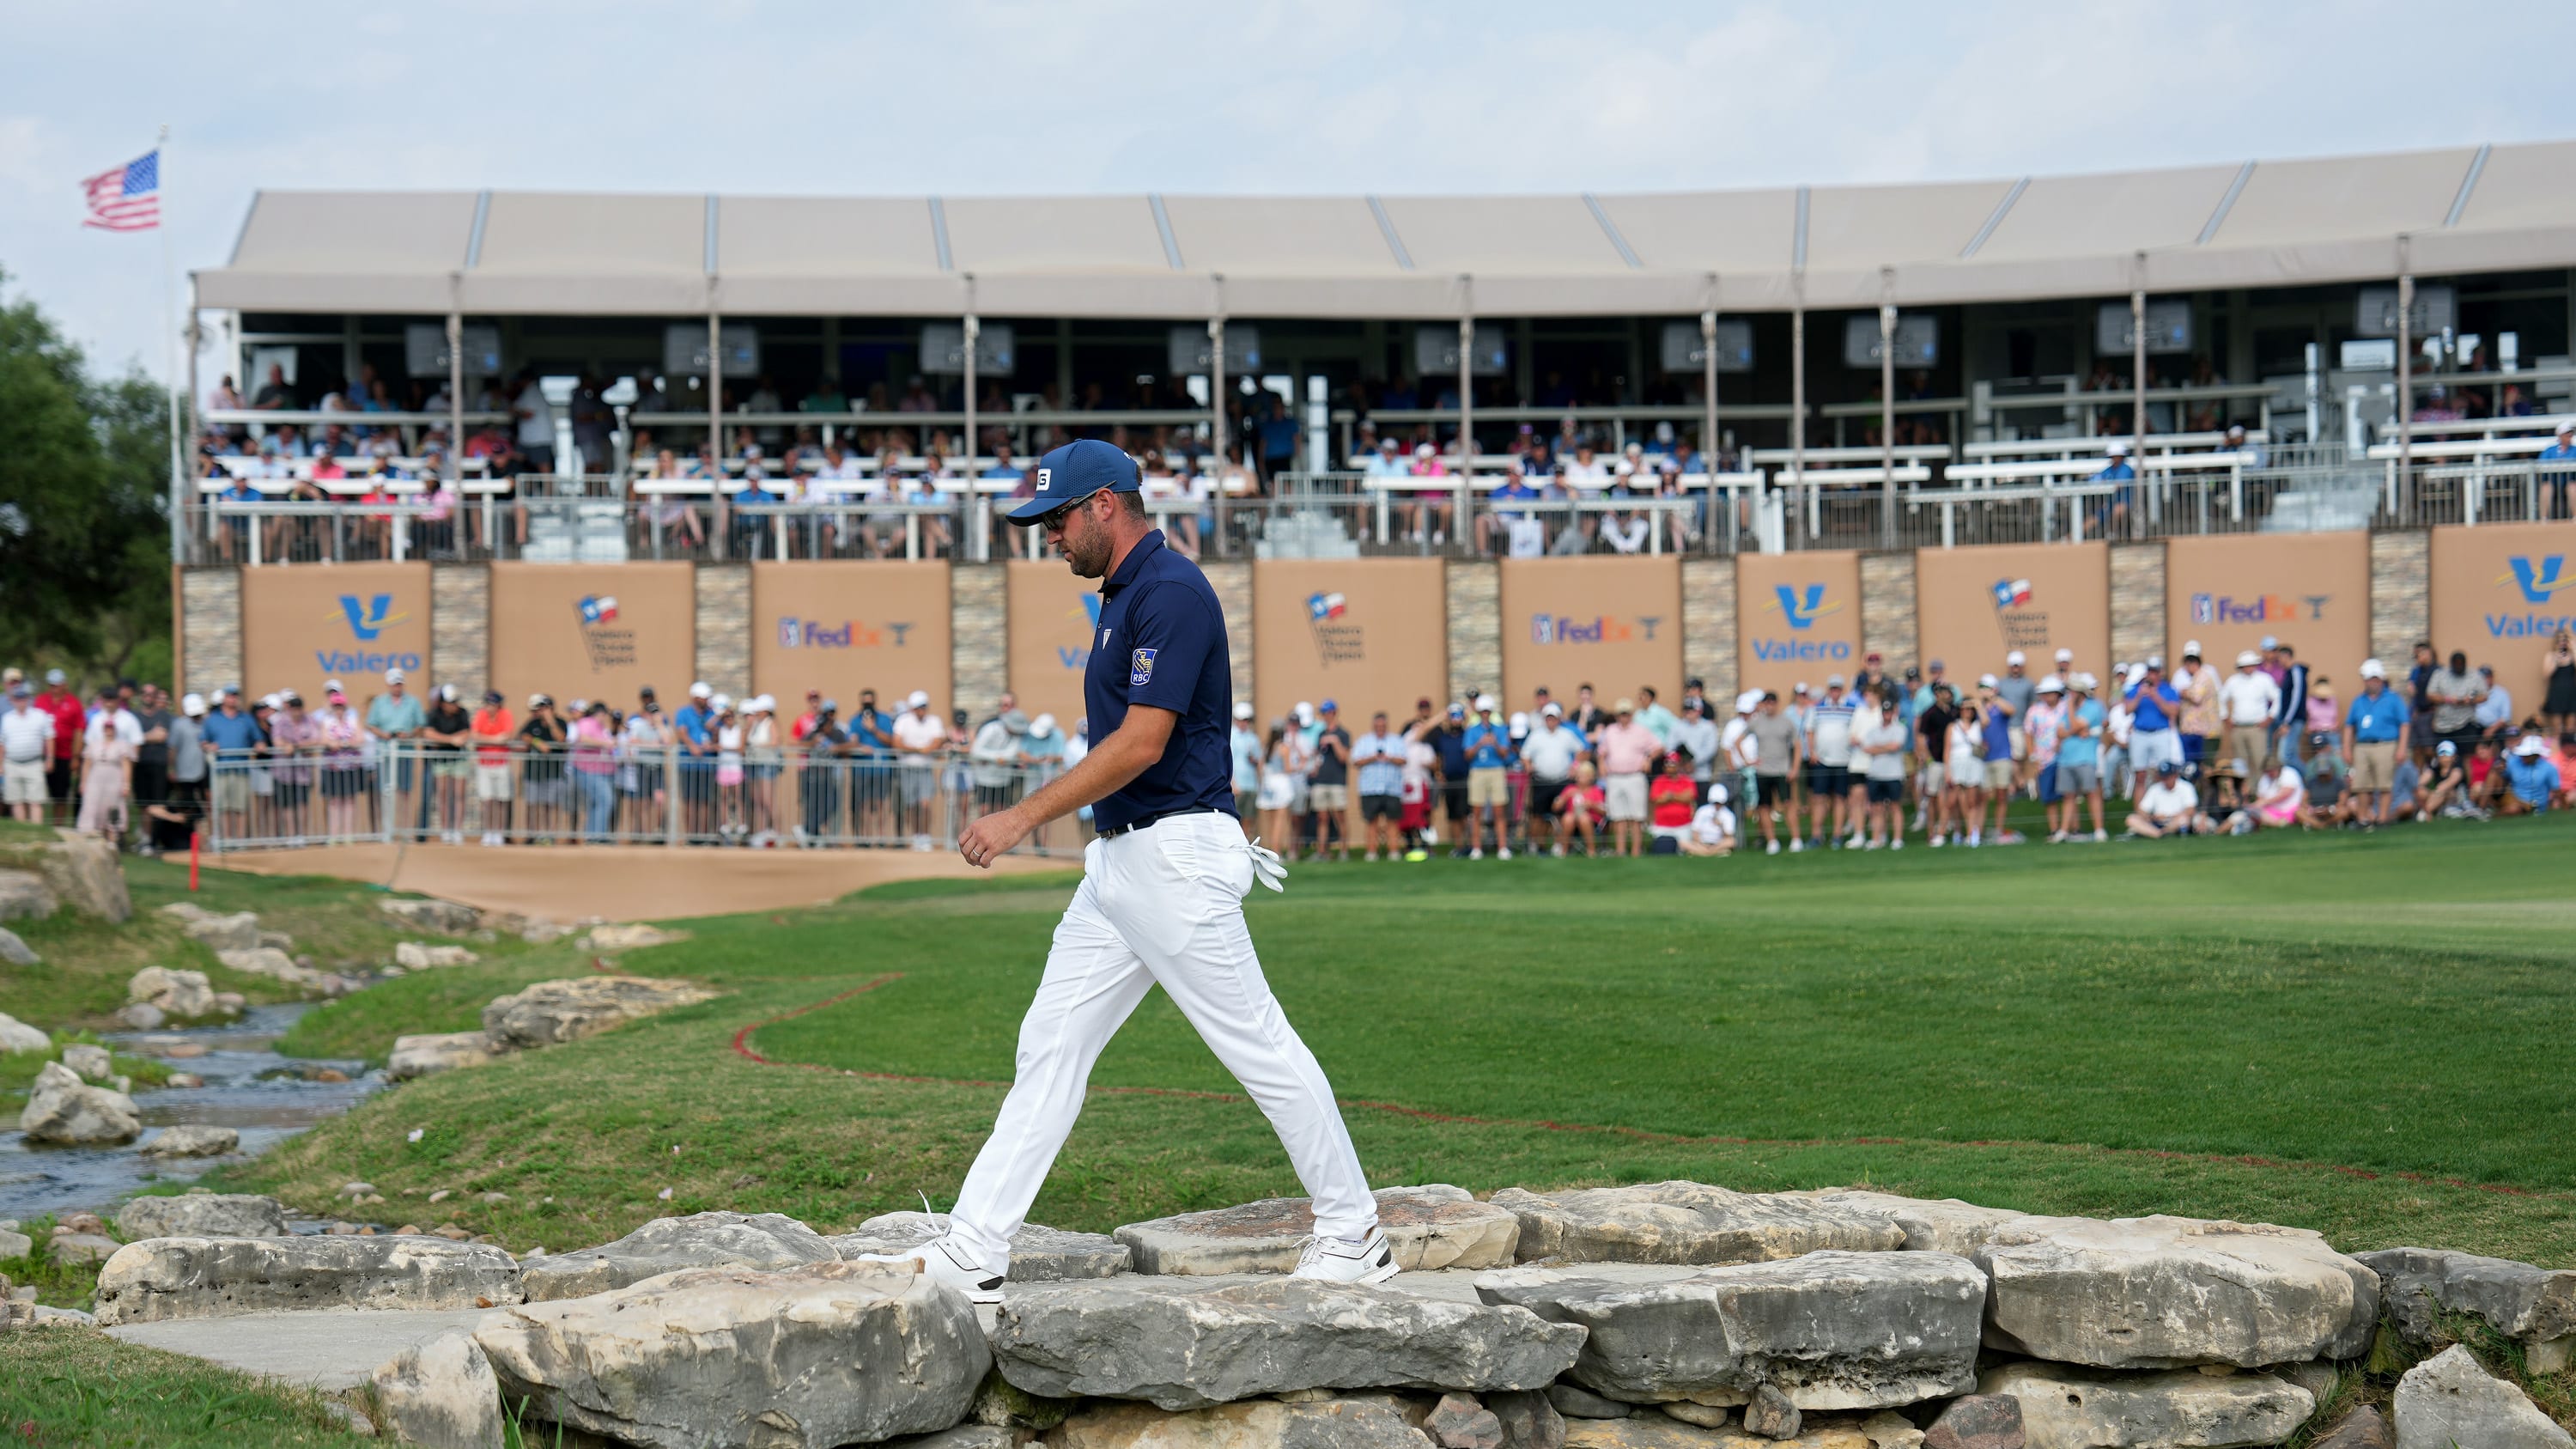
xmin=1995 ymin=650 xmax=2038 ymax=742
xmin=512 ymin=370 xmax=555 ymax=475
xmin=2473 ymin=666 xmax=2515 ymax=741
xmin=2054 ymin=673 xmax=2109 ymax=842
xmin=1229 ymin=701 xmax=1264 ymax=829
xmin=1257 ymin=721 xmax=1300 ymax=849
xmin=2126 ymin=759 xmax=2206 ymax=837
xmin=471 ymin=690 xmax=516 ymax=846
xmin=1595 ymin=698 xmax=1659 ymax=858
xmin=2269 ymin=642 xmax=2311 ymax=762
xmin=2303 ymin=673 xmax=2341 ymax=746
xmin=313 ymin=685 xmax=367 ymax=842
xmin=797 ymin=702 xmax=849 ymax=843
xmin=1803 ymin=674 xmax=1860 ymax=849
xmin=2407 ymin=641 xmax=2439 ymax=761
xmin=1568 ymin=683 xmax=1606 ymax=737
xmin=76 ymin=686 xmax=136 ymax=842
xmin=892 ymin=691 xmax=945 ymax=850
xmin=1460 ymin=697 xmax=1516 ymax=860
xmin=2538 ymin=422 xmax=2576 ymax=520
xmin=2093 ymin=441 xmax=2136 ymax=534
xmin=422 ymin=685 xmax=472 ymax=843
xmin=1518 ymin=703 xmax=1585 ymax=856
xmin=368 ymin=667 xmax=426 ymax=830
xmin=2024 ymin=675 xmax=2067 ymax=840
xmin=1946 ymin=697 xmax=1988 ymax=847
xmin=1634 ymin=686 xmax=1679 ymax=748
xmin=35 ymin=669 xmax=82 ymax=824
xmin=2217 ymin=650 xmax=2280 ymax=774
xmin=570 ymin=702 xmax=619 ymax=843
xmin=2424 ymin=649 xmax=2487 ymax=757
xmin=151 ymin=694 xmax=209 ymax=852
xmin=517 ymin=695 xmax=567 ymax=842
xmin=130 ymin=685 xmax=173 ymax=847
xmin=1353 ymin=710 xmax=1408 ymax=861
xmin=1747 ymin=691 xmax=1801 ymax=854
xmin=1682 ymin=781 xmax=1737 ymax=856
xmin=1647 ymin=750 xmax=1698 ymax=852
xmin=2500 ymin=734 xmax=2562 ymax=815
xmin=1671 ymin=697 xmax=1719 ymax=788
xmin=1915 ymin=682 xmax=1959 ymax=841
xmin=200 ymin=686 xmax=260 ymax=841
xmin=1975 ymin=675 xmax=2021 ymax=843
xmin=2172 ymin=644 xmax=2217 ymax=776
xmin=2123 ymin=659 xmax=2181 ymax=791
xmin=1425 ymin=703 xmax=1472 ymax=852
xmin=969 ymin=709 xmax=1030 ymax=820
xmin=623 ymin=691 xmax=676 ymax=837
xmin=1719 ymin=691 xmax=1759 ymax=807
xmin=1855 ymin=693 xmax=1911 ymax=849
xmin=2544 ymin=628 xmax=2576 ymax=737
xmin=2342 ymin=659 xmax=2410 ymax=828
xmin=1309 ymin=701 xmax=1354 ymax=861
xmin=2 ymin=685 xmax=54 ymax=823
xmin=673 ymin=682 xmax=720 ymax=839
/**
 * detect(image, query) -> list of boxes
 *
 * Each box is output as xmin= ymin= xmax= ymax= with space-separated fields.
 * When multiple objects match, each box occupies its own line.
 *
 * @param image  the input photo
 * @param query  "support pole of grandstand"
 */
xmin=2397 ymin=236 xmax=2415 ymax=521
xmin=1879 ymin=267 xmax=1897 ymax=551
xmin=445 ymin=306 xmax=464 ymax=484
xmin=706 ymin=302 xmax=724 ymax=475
xmin=1457 ymin=278 xmax=1475 ymax=471
xmin=1790 ymin=274 xmax=1806 ymax=550
xmin=963 ymin=304 xmax=980 ymax=560
xmin=1700 ymin=297 xmax=1719 ymax=555
xmin=184 ymin=275 xmax=201 ymax=553
xmin=2130 ymin=258 xmax=2148 ymax=462
xmin=161 ymin=125 xmax=183 ymax=564
xmin=1207 ymin=314 xmax=1228 ymax=463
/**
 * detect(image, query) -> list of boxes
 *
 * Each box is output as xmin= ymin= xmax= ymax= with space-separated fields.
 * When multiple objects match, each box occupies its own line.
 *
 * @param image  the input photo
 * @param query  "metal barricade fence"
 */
xmin=201 ymin=743 xmax=1079 ymax=857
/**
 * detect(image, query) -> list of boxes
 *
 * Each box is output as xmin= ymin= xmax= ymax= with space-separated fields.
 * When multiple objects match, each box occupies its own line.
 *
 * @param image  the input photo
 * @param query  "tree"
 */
xmin=0 ymin=267 xmax=173 ymax=684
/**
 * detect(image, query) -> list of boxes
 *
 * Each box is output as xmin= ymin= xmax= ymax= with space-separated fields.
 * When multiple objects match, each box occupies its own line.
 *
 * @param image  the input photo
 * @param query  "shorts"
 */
xmin=1984 ymin=758 xmax=2016 ymax=790
xmin=2351 ymin=740 xmax=2398 ymax=793
xmin=272 ymin=779 xmax=310 ymax=812
xmin=476 ymin=764 xmax=514 ymax=801
xmin=1441 ymin=780 xmax=1471 ymax=821
xmin=1755 ymin=774 xmax=1791 ymax=807
xmin=3 ymin=759 xmax=45 ymax=805
xmin=48 ymin=759 xmax=73 ymax=802
xmin=2034 ymin=763 xmax=2060 ymax=803
xmin=319 ymin=764 xmax=365 ymax=799
xmin=1467 ymin=768 xmax=1509 ymax=809
xmin=1805 ymin=763 xmax=1848 ymax=798
xmin=1256 ymin=774 xmax=1295 ymax=812
xmin=1309 ymin=782 xmax=1350 ymax=812
xmin=1604 ymin=772 xmax=1649 ymax=822
xmin=901 ymin=765 xmax=938 ymax=807
xmin=2130 ymin=728 xmax=2183 ymax=776
xmin=1360 ymin=793 xmax=1401 ymax=821
xmin=1527 ymin=779 xmax=1567 ymax=819
xmin=2057 ymin=760 xmax=2101 ymax=795
xmin=431 ymin=754 xmax=471 ymax=781
xmin=1865 ymin=776 xmax=1905 ymax=805
xmin=717 ymin=764 xmax=744 ymax=788
xmin=1918 ymin=760 xmax=1947 ymax=794
xmin=213 ymin=773 xmax=250 ymax=813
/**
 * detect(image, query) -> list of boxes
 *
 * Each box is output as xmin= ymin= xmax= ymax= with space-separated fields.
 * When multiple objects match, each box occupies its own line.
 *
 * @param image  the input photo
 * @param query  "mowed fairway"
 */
xmin=240 ymin=819 xmax=2576 ymax=1263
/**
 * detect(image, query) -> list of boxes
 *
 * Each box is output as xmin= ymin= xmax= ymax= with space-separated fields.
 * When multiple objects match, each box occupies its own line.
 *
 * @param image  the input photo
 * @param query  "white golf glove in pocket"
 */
xmin=1244 ymin=837 xmax=1289 ymax=892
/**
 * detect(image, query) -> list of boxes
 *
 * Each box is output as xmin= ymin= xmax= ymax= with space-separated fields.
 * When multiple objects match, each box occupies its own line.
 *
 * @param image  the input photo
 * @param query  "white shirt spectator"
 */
xmin=2257 ymin=765 xmax=2306 ymax=808
xmin=513 ymin=381 xmax=553 ymax=448
xmin=1670 ymin=715 xmax=1720 ymax=778
xmin=2138 ymin=777 xmax=2198 ymax=819
xmin=1521 ymin=722 xmax=1584 ymax=782
xmin=2475 ymin=684 xmax=2515 ymax=733
xmin=1807 ymin=690 xmax=1857 ymax=766
xmin=1 ymin=705 xmax=54 ymax=762
xmin=2106 ymin=700 xmax=2134 ymax=749
xmin=1690 ymin=801 xmax=1737 ymax=847
xmin=1860 ymin=717 xmax=1910 ymax=781
xmin=2218 ymin=669 xmax=2281 ymax=727
xmin=1601 ymin=513 xmax=1649 ymax=553
xmin=893 ymin=709 xmax=946 ymax=761
xmin=1720 ymin=715 xmax=1758 ymax=770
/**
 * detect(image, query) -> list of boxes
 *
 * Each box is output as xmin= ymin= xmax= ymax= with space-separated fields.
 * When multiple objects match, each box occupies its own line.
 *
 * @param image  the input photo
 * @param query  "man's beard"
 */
xmin=1063 ymin=519 xmax=1113 ymax=578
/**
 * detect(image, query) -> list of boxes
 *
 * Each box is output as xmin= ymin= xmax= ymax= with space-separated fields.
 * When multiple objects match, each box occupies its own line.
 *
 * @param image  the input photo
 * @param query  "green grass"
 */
xmin=0 ymin=1329 xmax=377 ymax=1448
xmin=221 ymin=815 xmax=2576 ymax=1264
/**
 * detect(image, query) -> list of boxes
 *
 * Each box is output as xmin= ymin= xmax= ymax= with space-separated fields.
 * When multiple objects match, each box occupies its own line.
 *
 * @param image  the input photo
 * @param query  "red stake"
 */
xmin=189 ymin=830 xmax=200 ymax=892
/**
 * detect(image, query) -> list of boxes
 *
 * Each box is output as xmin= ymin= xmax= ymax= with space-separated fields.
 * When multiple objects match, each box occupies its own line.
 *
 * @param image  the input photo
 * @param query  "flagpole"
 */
xmin=159 ymin=124 xmax=183 ymax=564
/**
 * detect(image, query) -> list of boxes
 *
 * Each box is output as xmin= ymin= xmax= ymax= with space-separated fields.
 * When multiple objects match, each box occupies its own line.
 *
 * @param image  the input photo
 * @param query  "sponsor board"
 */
xmin=1007 ymin=560 xmax=1104 ymax=730
xmin=2430 ymin=522 xmax=2576 ymax=731
xmin=1500 ymin=556 xmax=1683 ymax=709
xmin=2162 ymin=533 xmax=2367 ymax=684
xmin=1251 ymin=559 xmax=1447 ymax=727
xmin=240 ymin=563 xmax=431 ymax=699
xmin=1735 ymin=551 xmax=1862 ymax=697
xmin=489 ymin=563 xmax=695 ymax=710
xmin=750 ymin=562 xmax=951 ymax=716
xmin=1914 ymin=543 xmax=2110 ymax=684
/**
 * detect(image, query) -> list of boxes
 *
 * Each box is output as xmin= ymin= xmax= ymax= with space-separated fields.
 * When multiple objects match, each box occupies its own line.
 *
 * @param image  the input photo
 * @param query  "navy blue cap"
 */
xmin=1006 ymin=439 xmax=1140 ymax=524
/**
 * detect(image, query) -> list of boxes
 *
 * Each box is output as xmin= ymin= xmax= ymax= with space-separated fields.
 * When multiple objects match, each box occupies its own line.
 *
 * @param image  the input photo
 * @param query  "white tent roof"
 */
xmin=197 ymin=142 xmax=2576 ymax=319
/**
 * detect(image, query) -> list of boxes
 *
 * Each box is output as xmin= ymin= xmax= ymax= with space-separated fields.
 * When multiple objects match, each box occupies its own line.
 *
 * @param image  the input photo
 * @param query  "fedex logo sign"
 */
xmin=2190 ymin=592 xmax=2329 ymax=624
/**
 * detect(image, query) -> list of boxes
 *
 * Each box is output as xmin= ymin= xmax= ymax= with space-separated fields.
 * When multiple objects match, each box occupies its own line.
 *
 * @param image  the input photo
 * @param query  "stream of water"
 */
xmin=0 ymin=1004 xmax=377 ymax=1222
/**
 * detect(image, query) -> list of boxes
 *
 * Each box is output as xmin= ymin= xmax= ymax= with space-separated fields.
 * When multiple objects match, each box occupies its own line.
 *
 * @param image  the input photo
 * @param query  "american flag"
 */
xmin=82 ymin=149 xmax=160 ymax=232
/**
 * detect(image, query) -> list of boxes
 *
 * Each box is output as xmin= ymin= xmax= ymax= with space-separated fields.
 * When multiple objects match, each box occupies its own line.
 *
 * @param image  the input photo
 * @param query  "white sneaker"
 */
xmin=1291 ymin=1227 xmax=1399 ymax=1286
xmin=1552 ymin=844 xmax=1566 ymax=858
xmin=1497 ymin=846 xmax=1513 ymax=861
xmin=1469 ymin=847 xmax=1484 ymax=860
xmin=845 ymin=1237 xmax=1007 ymax=1306
xmin=1863 ymin=837 xmax=1884 ymax=850
xmin=1929 ymin=834 xmax=1945 ymax=848
xmin=1890 ymin=837 xmax=1905 ymax=849
xmin=1789 ymin=837 xmax=1804 ymax=852
xmin=1765 ymin=840 xmax=1780 ymax=855
xmin=2092 ymin=828 xmax=2108 ymax=842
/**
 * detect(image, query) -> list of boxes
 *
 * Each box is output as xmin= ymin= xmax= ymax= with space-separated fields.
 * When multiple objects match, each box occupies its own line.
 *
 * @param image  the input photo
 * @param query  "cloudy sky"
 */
xmin=9 ymin=0 xmax=2574 ymax=378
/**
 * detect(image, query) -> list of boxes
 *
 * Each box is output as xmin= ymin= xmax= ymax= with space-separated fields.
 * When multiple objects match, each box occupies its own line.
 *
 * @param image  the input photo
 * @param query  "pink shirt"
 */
xmin=1596 ymin=721 xmax=1660 ymax=776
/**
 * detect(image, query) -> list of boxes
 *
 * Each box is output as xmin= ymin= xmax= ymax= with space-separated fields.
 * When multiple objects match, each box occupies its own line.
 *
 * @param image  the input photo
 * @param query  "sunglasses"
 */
xmin=1035 ymin=494 xmax=1089 ymax=532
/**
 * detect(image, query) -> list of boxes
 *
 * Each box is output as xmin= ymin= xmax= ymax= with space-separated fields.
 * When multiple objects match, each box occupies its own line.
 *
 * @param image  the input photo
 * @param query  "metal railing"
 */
xmin=202 ymin=743 xmax=1090 ymax=856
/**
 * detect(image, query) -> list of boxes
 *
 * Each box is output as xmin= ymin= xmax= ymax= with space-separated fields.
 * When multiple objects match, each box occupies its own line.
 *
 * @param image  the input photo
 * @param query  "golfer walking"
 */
xmin=858 ymin=439 xmax=1390 ymax=1301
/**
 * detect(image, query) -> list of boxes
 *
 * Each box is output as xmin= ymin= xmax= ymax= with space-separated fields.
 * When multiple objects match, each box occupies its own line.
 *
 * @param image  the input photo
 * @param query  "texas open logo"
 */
xmin=2483 ymin=555 xmax=2576 ymax=639
xmin=1751 ymin=583 xmax=1848 ymax=662
xmin=1989 ymin=577 xmax=2049 ymax=649
xmin=2189 ymin=592 xmax=2329 ymax=624
xmin=574 ymin=594 xmax=636 ymax=673
xmin=776 ymin=617 xmax=914 ymax=649
xmin=316 ymin=593 xmax=421 ymax=675
xmin=1305 ymin=590 xmax=1364 ymax=667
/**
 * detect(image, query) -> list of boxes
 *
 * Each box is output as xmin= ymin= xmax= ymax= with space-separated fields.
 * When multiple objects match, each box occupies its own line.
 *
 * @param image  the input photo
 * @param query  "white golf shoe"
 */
xmin=1291 ymin=1226 xmax=1400 ymax=1286
xmin=845 ymin=1237 xmax=1008 ymax=1305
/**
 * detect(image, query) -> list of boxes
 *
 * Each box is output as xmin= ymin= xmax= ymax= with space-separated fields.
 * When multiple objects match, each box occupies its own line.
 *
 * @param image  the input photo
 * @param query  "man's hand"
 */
xmin=958 ymin=805 xmax=1034 ymax=869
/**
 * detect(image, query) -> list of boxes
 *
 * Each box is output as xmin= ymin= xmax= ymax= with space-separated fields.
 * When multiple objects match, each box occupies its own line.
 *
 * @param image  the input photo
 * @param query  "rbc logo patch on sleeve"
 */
xmin=1130 ymin=648 xmax=1157 ymax=686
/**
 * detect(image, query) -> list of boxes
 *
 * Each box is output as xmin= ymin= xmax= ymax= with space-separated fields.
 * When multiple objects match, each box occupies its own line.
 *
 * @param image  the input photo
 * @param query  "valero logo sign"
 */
xmin=1306 ymin=590 xmax=1364 ymax=665
xmin=318 ymin=594 xmax=421 ymax=675
xmin=2488 ymin=554 xmax=2576 ymax=636
xmin=775 ymin=618 xmax=915 ymax=649
xmin=2189 ymin=591 xmax=2330 ymax=625
xmin=1060 ymin=595 xmax=1103 ymax=670
xmin=575 ymin=594 xmax=636 ymax=672
xmin=1530 ymin=612 xmax=1664 ymax=646
xmin=1750 ymin=583 xmax=1847 ymax=662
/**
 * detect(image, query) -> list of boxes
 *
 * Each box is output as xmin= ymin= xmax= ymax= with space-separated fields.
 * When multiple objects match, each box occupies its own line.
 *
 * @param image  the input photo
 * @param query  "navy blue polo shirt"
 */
xmin=1084 ymin=530 xmax=1239 ymax=833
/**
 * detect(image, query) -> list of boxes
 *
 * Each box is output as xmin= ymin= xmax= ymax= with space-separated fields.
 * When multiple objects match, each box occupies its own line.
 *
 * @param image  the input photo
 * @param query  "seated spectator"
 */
xmin=2245 ymin=754 xmax=2308 ymax=831
xmin=2125 ymin=759 xmax=2207 ymax=837
xmin=1681 ymin=781 xmax=1737 ymax=857
xmin=2498 ymin=733 xmax=2561 ymax=815
xmin=1554 ymin=759 xmax=1606 ymax=857
xmin=1646 ymin=749 xmax=1698 ymax=853
xmin=2474 ymin=667 xmax=2515 ymax=740
xmin=2415 ymin=740 xmax=2474 ymax=820
xmin=2300 ymin=732 xmax=2348 ymax=826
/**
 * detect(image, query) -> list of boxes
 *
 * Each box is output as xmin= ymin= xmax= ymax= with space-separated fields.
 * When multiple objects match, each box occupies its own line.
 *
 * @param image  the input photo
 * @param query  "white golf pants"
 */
xmin=945 ymin=809 xmax=1377 ymax=1269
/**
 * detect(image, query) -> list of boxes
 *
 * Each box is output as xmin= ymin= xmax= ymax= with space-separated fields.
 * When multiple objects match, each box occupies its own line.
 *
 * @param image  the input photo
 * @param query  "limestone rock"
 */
xmin=0 ymin=1011 xmax=51 ymax=1054
xmin=18 ymin=1060 xmax=140 ymax=1143
xmin=157 ymin=900 xmax=213 ymax=922
xmin=181 ymin=910 xmax=263 ymax=952
xmin=371 ymin=1330 xmax=505 ymax=1449
xmin=0 ymin=1228 xmax=31 ymax=1258
xmin=388 ymin=1032 xmax=498 ymax=1081
xmin=517 ymin=919 xmax=571 ymax=946
xmin=833 ymin=1211 xmax=1133 ymax=1282
xmin=1563 ymin=1420 xmax=1873 ymax=1448
xmin=1552 ymin=1385 xmax=1632 ymax=1419
xmin=475 ymin=1259 xmax=988 ymax=1449
xmin=214 ymin=947 xmax=334 ymax=992
xmin=1972 ymin=1215 xmax=2379 ymax=1368
xmin=1490 ymin=1389 xmax=1567 ymax=1449
xmin=0 ymin=868 xmax=58 ymax=921
xmin=131 ymin=965 xmax=223 ymax=1014
xmin=139 ymin=1124 xmax=240 ymax=1157
xmin=1741 ymin=1386 xmax=1800 ymax=1440
xmin=1476 ymin=1251 xmax=1986 ymax=1410
xmin=481 ymin=975 xmax=716 ymax=1051
xmin=1857 ymin=1410 xmax=1922 ymax=1449
xmin=2357 ymin=1246 xmax=2576 ymax=1356
xmin=1114 ymin=1185 xmax=1517 ymax=1277
xmin=380 ymin=897 xmax=480 ymax=935
xmin=993 ymin=1276 xmax=1585 ymax=1411
xmin=886 ymin=1428 xmax=1024 ymax=1449
xmin=34 ymin=832 xmax=130 ymax=921
xmin=117 ymin=1002 xmax=166 ymax=1030
xmin=396 ymin=941 xmax=480 ymax=970
xmin=1492 ymin=1183 xmax=1905 ymax=1267
xmin=1791 ymin=1191 xmax=2029 ymax=1257
xmin=48 ymin=1230 xmax=120 ymax=1266
xmin=2391 ymin=1344 xmax=2572 ymax=1449
xmin=0 ymin=926 xmax=37 ymax=965
xmin=519 ymin=1210 xmax=837 ymax=1301
xmin=60 ymin=1043 xmax=112 ymax=1081
xmin=1921 ymin=1396 xmax=2024 ymax=1449
xmin=1431 ymin=1392 xmax=1507 ymax=1449
xmin=1666 ymin=1403 xmax=1732 ymax=1428
xmin=1052 ymin=1398 xmax=1435 ymax=1448
xmin=580 ymin=922 xmax=681 ymax=952
xmin=116 ymin=1193 xmax=289 ymax=1241
xmin=1979 ymin=1361 xmax=2312 ymax=1449
xmin=92 ymin=1233 xmax=523 ymax=1324
xmin=2310 ymin=1405 xmax=2391 ymax=1449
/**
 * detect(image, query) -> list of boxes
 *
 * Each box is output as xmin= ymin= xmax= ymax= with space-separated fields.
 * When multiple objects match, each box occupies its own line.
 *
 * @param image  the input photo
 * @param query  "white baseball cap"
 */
xmin=1735 ymin=690 xmax=1763 ymax=714
xmin=1541 ymin=702 xmax=1563 ymax=717
xmin=1030 ymin=712 xmax=1056 ymax=738
xmin=2075 ymin=673 xmax=2099 ymax=691
xmin=1295 ymin=701 xmax=1315 ymax=723
xmin=2182 ymin=640 xmax=2202 ymax=659
xmin=2005 ymin=650 xmax=2026 ymax=666
xmin=2517 ymin=734 xmax=2547 ymax=756
xmin=710 ymin=692 xmax=732 ymax=711
xmin=690 ymin=681 xmax=712 ymax=699
xmin=1232 ymin=701 xmax=1254 ymax=721
xmin=906 ymin=690 xmax=930 ymax=709
xmin=2054 ymin=648 xmax=2074 ymax=662
xmin=2358 ymin=659 xmax=2387 ymax=679
xmin=2236 ymin=650 xmax=2261 ymax=667
xmin=1475 ymin=693 xmax=1498 ymax=711
xmin=180 ymin=692 xmax=206 ymax=716
xmin=1978 ymin=673 xmax=2001 ymax=688
xmin=2107 ymin=441 xmax=2130 ymax=457
xmin=321 ymin=677 xmax=343 ymax=694
xmin=2038 ymin=674 xmax=2064 ymax=693
xmin=385 ymin=667 xmax=405 ymax=684
xmin=437 ymin=683 xmax=459 ymax=702
xmin=1705 ymin=781 xmax=1728 ymax=805
xmin=1793 ymin=681 xmax=1810 ymax=695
